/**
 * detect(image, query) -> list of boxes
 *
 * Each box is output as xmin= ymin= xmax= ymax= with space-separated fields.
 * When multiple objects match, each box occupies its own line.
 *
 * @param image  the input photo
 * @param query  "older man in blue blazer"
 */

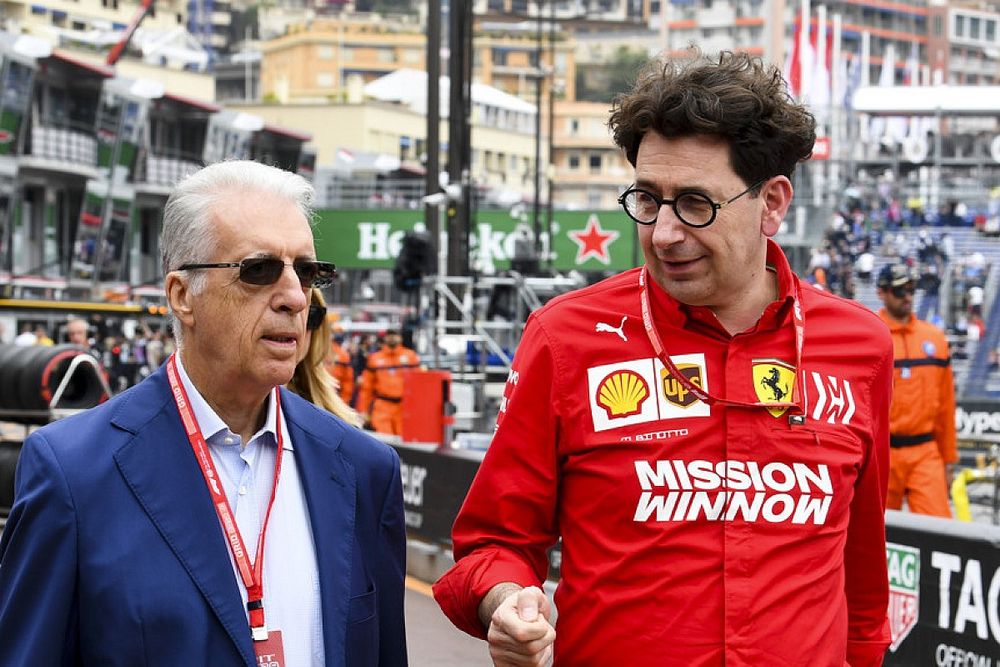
xmin=0 ymin=161 xmax=407 ymax=666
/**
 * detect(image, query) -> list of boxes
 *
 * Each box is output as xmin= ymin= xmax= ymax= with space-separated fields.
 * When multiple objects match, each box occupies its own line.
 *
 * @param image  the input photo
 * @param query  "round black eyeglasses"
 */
xmin=618 ymin=179 xmax=767 ymax=228
xmin=177 ymin=257 xmax=337 ymax=289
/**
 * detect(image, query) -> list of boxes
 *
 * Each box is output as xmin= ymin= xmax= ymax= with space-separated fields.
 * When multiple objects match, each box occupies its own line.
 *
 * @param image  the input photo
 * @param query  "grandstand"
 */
xmin=842 ymin=226 xmax=1000 ymax=398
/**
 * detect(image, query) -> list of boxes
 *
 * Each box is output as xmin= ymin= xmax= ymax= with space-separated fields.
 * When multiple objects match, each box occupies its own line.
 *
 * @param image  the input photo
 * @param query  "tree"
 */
xmin=575 ymin=46 xmax=649 ymax=103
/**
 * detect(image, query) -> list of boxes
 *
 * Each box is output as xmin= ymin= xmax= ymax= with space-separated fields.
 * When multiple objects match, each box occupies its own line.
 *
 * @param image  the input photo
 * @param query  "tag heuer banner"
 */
xmin=886 ymin=542 xmax=920 ymax=652
xmin=312 ymin=208 xmax=638 ymax=272
xmin=883 ymin=512 xmax=1000 ymax=666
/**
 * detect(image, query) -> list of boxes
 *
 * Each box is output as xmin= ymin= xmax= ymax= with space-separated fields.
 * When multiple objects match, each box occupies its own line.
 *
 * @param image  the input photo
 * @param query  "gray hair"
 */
xmin=161 ymin=160 xmax=316 ymax=343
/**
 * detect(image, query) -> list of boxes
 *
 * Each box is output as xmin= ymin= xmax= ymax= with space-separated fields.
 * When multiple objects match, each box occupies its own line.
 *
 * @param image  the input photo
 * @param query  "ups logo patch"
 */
xmin=660 ymin=364 xmax=704 ymax=408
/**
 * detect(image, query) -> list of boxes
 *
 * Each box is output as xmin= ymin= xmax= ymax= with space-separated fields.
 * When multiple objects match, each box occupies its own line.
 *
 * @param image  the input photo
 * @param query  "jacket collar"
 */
xmin=878 ymin=308 xmax=915 ymax=333
xmin=111 ymin=366 xmax=355 ymax=666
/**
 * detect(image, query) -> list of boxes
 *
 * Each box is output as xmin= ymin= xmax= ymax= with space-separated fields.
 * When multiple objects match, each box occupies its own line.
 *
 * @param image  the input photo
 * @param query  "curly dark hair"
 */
xmin=608 ymin=50 xmax=816 ymax=187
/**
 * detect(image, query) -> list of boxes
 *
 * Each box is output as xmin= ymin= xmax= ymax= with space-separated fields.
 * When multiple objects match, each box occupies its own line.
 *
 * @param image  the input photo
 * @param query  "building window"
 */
xmin=971 ymin=17 xmax=981 ymax=40
xmin=988 ymin=20 xmax=997 ymax=42
xmin=341 ymin=47 xmax=353 ymax=61
xmin=955 ymin=15 xmax=965 ymax=38
xmin=317 ymin=72 xmax=334 ymax=87
xmin=318 ymin=45 xmax=334 ymax=59
xmin=589 ymin=153 xmax=602 ymax=173
xmin=569 ymin=118 xmax=579 ymax=134
xmin=492 ymin=48 xmax=508 ymax=66
xmin=403 ymin=49 xmax=421 ymax=64
xmin=587 ymin=191 xmax=602 ymax=208
xmin=568 ymin=154 xmax=580 ymax=170
xmin=933 ymin=16 xmax=943 ymax=37
xmin=377 ymin=49 xmax=395 ymax=63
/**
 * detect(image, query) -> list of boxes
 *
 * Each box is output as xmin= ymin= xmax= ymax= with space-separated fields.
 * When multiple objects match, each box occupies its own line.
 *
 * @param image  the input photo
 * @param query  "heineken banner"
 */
xmin=312 ymin=208 xmax=639 ymax=272
xmin=390 ymin=443 xmax=1000 ymax=664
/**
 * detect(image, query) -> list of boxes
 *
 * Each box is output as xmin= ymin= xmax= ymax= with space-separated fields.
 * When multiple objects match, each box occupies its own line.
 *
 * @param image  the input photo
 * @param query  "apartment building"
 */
xmin=231 ymin=67 xmax=538 ymax=200
xmin=928 ymin=1 xmax=1000 ymax=85
xmin=260 ymin=17 xmax=425 ymax=102
xmin=551 ymin=100 xmax=627 ymax=210
xmin=259 ymin=14 xmax=576 ymax=105
xmin=0 ymin=0 xmax=187 ymax=50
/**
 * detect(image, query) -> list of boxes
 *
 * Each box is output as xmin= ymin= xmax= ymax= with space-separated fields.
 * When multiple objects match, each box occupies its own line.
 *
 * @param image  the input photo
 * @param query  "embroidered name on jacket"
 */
xmin=633 ymin=459 xmax=833 ymax=525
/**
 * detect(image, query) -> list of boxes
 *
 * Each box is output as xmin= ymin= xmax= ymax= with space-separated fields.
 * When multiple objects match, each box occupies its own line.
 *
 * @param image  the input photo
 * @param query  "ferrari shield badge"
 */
xmin=752 ymin=358 xmax=795 ymax=418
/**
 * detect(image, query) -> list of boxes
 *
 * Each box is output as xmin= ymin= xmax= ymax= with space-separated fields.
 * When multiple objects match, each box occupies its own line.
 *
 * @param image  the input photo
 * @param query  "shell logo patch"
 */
xmin=595 ymin=370 xmax=649 ymax=419
xmin=587 ymin=354 xmax=709 ymax=432
xmin=752 ymin=358 xmax=796 ymax=418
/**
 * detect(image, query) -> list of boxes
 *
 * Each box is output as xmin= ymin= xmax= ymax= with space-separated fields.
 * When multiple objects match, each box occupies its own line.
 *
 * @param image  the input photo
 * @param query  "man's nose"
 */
xmin=650 ymin=205 xmax=687 ymax=246
xmin=273 ymin=265 xmax=309 ymax=312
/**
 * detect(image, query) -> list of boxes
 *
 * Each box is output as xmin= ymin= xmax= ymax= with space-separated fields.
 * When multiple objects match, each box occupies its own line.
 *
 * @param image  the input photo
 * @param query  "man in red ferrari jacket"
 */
xmin=433 ymin=51 xmax=892 ymax=666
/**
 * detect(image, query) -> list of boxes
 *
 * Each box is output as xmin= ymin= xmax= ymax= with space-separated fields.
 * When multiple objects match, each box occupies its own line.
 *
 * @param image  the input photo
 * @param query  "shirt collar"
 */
xmin=173 ymin=352 xmax=287 ymax=450
xmin=877 ymin=308 xmax=914 ymax=332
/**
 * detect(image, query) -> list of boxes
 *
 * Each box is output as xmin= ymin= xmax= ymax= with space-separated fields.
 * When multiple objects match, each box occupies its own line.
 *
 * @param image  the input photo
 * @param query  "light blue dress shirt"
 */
xmin=175 ymin=354 xmax=325 ymax=666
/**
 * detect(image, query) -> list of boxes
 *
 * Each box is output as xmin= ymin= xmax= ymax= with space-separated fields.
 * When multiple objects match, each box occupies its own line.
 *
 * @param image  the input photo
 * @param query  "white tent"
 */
xmin=853 ymin=85 xmax=1000 ymax=116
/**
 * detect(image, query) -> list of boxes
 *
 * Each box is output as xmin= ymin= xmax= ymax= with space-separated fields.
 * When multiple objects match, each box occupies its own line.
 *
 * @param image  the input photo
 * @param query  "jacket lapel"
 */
xmin=281 ymin=390 xmax=357 ymax=667
xmin=111 ymin=368 xmax=255 ymax=666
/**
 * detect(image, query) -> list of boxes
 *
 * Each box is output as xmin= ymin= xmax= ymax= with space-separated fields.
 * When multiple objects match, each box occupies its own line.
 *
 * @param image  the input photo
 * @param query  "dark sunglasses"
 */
xmin=177 ymin=257 xmax=336 ymax=288
xmin=306 ymin=304 xmax=326 ymax=331
xmin=890 ymin=285 xmax=916 ymax=298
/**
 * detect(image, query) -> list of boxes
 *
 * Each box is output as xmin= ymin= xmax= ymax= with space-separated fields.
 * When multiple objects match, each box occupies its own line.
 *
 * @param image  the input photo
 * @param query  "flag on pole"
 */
xmin=783 ymin=17 xmax=815 ymax=100
xmin=784 ymin=18 xmax=802 ymax=97
xmin=809 ymin=24 xmax=832 ymax=116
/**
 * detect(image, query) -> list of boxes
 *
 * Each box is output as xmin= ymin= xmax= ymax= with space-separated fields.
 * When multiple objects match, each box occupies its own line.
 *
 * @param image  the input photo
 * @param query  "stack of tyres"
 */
xmin=0 ymin=344 xmax=108 ymax=516
xmin=0 ymin=343 xmax=108 ymax=419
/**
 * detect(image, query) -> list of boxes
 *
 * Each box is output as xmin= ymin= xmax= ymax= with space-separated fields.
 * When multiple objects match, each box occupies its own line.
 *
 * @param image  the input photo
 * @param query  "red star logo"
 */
xmin=568 ymin=214 xmax=619 ymax=265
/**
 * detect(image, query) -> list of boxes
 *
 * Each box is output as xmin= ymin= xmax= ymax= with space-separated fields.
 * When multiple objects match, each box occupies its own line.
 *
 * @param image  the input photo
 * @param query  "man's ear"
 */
xmin=760 ymin=176 xmax=794 ymax=238
xmin=165 ymin=272 xmax=195 ymax=329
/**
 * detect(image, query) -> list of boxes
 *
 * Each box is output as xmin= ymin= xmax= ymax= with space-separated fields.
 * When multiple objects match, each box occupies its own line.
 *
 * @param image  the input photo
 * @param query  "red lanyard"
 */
xmin=166 ymin=353 xmax=284 ymax=641
xmin=638 ymin=266 xmax=806 ymax=413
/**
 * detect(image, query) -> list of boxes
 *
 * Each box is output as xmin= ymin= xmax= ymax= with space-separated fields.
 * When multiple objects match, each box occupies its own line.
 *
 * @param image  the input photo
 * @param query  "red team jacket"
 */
xmin=433 ymin=241 xmax=892 ymax=666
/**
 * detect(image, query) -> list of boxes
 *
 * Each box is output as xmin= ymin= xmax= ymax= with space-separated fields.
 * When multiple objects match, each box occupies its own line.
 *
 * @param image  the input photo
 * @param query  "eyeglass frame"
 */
xmin=617 ymin=178 xmax=769 ymax=228
xmin=176 ymin=257 xmax=337 ymax=289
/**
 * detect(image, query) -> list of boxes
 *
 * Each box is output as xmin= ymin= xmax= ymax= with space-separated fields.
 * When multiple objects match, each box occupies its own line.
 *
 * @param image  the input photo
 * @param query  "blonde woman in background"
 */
xmin=289 ymin=289 xmax=363 ymax=427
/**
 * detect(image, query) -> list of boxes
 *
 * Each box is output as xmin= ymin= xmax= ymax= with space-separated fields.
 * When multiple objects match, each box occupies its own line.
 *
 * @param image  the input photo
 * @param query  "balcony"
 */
xmin=23 ymin=117 xmax=98 ymax=174
xmin=135 ymin=147 xmax=204 ymax=189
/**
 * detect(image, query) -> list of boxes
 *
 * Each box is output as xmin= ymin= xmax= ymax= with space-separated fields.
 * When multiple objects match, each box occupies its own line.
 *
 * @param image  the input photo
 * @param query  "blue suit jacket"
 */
xmin=0 ymin=364 xmax=407 ymax=666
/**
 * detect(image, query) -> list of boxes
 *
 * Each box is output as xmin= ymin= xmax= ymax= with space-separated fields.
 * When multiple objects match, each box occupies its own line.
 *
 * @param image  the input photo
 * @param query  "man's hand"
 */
xmin=481 ymin=585 xmax=555 ymax=666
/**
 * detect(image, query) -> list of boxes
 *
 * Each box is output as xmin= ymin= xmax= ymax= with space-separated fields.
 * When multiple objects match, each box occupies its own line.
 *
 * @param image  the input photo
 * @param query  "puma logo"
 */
xmin=595 ymin=316 xmax=628 ymax=342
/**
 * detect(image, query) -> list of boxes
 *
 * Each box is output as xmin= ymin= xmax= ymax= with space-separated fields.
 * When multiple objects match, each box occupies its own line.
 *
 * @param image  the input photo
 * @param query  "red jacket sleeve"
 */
xmin=432 ymin=315 xmax=561 ymax=638
xmin=845 ymin=341 xmax=893 ymax=666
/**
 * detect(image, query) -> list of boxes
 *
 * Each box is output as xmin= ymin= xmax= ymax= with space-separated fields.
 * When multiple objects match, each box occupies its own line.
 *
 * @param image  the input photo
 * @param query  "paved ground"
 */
xmin=404 ymin=577 xmax=493 ymax=666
